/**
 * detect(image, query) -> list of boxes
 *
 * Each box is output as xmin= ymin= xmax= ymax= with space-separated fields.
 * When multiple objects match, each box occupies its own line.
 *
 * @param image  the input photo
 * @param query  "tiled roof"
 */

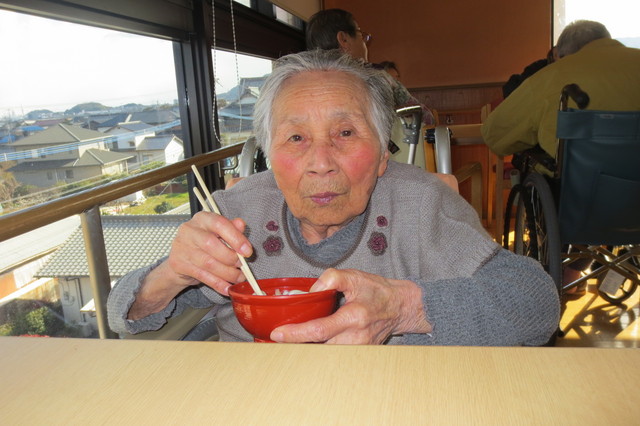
xmin=9 ymin=159 xmax=74 ymax=172
xmin=8 ymin=149 xmax=133 ymax=171
xmin=34 ymin=119 xmax=66 ymax=127
xmin=106 ymin=121 xmax=153 ymax=133
xmin=36 ymin=215 xmax=188 ymax=277
xmin=218 ymin=75 xmax=268 ymax=102
xmin=0 ymin=216 xmax=80 ymax=273
xmin=9 ymin=124 xmax=106 ymax=146
xmin=92 ymin=114 xmax=131 ymax=127
xmin=137 ymin=135 xmax=180 ymax=150
xmin=73 ymin=149 xmax=134 ymax=166
xmin=130 ymin=110 xmax=179 ymax=124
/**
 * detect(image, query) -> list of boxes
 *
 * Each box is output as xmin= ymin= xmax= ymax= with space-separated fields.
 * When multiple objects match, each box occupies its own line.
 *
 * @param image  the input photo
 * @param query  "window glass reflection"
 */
xmin=213 ymin=49 xmax=273 ymax=145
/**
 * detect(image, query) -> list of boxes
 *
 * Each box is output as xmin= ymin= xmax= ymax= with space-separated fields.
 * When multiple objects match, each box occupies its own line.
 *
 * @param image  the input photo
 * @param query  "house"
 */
xmin=103 ymin=122 xmax=184 ymax=166
xmin=104 ymin=121 xmax=156 ymax=152
xmin=136 ymin=134 xmax=184 ymax=165
xmin=130 ymin=109 xmax=180 ymax=126
xmin=0 ymin=216 xmax=81 ymax=330
xmin=34 ymin=118 xmax=68 ymax=128
xmin=35 ymin=214 xmax=188 ymax=335
xmin=6 ymin=123 xmax=133 ymax=188
xmin=80 ymin=113 xmax=130 ymax=132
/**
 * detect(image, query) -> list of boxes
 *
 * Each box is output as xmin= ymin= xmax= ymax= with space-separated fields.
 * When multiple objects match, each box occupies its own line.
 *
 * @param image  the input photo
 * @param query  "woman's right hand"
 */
xmin=165 ymin=211 xmax=253 ymax=295
xmin=127 ymin=211 xmax=252 ymax=320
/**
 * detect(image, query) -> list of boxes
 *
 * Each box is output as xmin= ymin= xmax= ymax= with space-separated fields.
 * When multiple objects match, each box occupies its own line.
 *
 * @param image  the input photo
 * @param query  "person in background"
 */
xmin=502 ymin=46 xmax=557 ymax=98
xmin=482 ymin=20 xmax=640 ymax=294
xmin=483 ymin=20 xmax=640 ymax=161
xmin=306 ymin=8 xmax=436 ymax=126
xmin=108 ymin=49 xmax=559 ymax=346
xmin=373 ymin=60 xmax=401 ymax=80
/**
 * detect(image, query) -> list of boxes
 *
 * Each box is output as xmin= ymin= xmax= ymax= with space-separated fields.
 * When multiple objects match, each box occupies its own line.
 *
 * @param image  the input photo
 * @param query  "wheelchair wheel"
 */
xmin=504 ymin=173 xmax=562 ymax=293
xmin=502 ymin=184 xmax=521 ymax=250
xmin=596 ymin=246 xmax=639 ymax=304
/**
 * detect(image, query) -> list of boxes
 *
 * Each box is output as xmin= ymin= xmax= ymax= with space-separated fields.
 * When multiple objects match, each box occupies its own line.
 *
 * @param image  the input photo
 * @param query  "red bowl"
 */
xmin=228 ymin=277 xmax=338 ymax=342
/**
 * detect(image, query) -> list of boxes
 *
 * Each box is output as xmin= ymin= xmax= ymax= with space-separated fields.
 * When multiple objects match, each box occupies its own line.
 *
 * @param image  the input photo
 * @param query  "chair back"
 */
xmin=557 ymin=109 xmax=640 ymax=244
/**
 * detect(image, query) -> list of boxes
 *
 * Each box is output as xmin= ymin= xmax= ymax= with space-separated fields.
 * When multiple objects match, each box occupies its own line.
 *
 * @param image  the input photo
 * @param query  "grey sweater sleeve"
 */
xmin=107 ymin=258 xmax=215 ymax=335
xmin=404 ymin=249 xmax=560 ymax=346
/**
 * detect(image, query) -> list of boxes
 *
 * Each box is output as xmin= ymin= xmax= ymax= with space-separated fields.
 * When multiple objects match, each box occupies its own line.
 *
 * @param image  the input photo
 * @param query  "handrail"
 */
xmin=0 ymin=143 xmax=244 ymax=242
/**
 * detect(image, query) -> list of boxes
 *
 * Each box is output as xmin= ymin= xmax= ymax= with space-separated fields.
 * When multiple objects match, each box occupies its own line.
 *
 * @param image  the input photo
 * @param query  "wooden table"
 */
xmin=1 ymin=337 xmax=639 ymax=424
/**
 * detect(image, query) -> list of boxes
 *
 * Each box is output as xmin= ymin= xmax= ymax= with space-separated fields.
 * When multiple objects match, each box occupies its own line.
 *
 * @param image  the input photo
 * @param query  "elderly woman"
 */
xmin=108 ymin=49 xmax=560 ymax=345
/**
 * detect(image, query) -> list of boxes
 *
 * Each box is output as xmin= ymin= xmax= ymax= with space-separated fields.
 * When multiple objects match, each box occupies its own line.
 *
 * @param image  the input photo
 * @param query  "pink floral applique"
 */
xmin=266 ymin=220 xmax=279 ymax=232
xmin=367 ymin=232 xmax=387 ymax=256
xmin=376 ymin=215 xmax=388 ymax=227
xmin=263 ymin=236 xmax=283 ymax=256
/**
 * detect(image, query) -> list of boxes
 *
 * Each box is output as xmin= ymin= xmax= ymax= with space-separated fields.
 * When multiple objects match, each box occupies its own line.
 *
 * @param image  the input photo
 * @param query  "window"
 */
xmin=0 ymin=9 xmax=180 ymax=216
xmin=0 ymin=9 xmax=185 ymax=337
xmin=554 ymin=0 xmax=640 ymax=47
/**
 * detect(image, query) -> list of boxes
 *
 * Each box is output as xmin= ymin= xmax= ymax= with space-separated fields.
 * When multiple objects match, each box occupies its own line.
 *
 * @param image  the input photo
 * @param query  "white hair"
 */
xmin=253 ymin=49 xmax=396 ymax=156
xmin=556 ymin=20 xmax=611 ymax=58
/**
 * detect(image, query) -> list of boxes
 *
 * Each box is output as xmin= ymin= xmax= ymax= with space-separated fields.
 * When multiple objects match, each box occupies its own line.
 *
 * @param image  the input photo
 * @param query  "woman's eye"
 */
xmin=340 ymin=130 xmax=353 ymax=137
xmin=288 ymin=134 xmax=303 ymax=142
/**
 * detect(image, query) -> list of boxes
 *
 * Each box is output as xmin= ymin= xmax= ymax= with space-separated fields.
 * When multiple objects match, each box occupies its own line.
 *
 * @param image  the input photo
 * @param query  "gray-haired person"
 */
xmin=109 ymin=49 xmax=559 ymax=345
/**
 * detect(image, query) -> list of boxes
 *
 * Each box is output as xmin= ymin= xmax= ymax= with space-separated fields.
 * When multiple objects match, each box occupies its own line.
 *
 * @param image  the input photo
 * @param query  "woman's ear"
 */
xmin=377 ymin=149 xmax=390 ymax=177
xmin=336 ymin=31 xmax=350 ymax=52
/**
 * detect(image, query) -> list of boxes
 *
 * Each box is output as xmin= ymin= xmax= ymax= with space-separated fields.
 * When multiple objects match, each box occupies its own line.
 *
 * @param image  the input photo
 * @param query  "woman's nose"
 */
xmin=305 ymin=138 xmax=338 ymax=176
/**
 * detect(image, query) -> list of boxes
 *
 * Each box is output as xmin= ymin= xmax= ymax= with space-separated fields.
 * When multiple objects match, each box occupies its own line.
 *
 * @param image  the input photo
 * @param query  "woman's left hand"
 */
xmin=270 ymin=268 xmax=432 ymax=344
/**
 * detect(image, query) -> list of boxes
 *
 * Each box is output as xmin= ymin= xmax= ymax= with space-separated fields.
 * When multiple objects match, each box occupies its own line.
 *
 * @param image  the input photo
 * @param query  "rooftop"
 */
xmin=9 ymin=123 xmax=106 ymax=147
xmin=36 ymin=214 xmax=188 ymax=277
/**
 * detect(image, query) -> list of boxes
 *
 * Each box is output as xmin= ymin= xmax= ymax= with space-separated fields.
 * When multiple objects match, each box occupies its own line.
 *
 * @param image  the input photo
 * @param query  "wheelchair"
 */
xmin=501 ymin=84 xmax=640 ymax=307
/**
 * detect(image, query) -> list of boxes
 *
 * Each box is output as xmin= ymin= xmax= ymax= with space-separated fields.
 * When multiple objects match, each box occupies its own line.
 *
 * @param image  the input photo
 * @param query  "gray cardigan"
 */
xmin=107 ymin=161 xmax=560 ymax=345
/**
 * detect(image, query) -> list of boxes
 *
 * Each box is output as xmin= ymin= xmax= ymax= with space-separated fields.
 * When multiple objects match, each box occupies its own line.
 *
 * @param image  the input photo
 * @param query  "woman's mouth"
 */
xmin=310 ymin=192 xmax=339 ymax=205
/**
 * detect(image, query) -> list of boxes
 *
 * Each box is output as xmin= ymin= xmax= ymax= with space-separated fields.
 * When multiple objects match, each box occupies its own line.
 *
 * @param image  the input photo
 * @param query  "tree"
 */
xmin=0 ymin=167 xmax=19 ymax=202
xmin=0 ymin=300 xmax=81 ymax=337
xmin=154 ymin=201 xmax=172 ymax=214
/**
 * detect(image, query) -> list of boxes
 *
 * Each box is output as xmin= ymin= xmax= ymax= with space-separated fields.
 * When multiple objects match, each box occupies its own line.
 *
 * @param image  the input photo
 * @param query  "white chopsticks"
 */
xmin=190 ymin=165 xmax=265 ymax=295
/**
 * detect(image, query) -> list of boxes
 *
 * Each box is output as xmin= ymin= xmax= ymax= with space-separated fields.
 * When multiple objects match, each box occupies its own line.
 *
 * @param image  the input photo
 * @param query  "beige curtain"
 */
xmin=271 ymin=0 xmax=321 ymax=21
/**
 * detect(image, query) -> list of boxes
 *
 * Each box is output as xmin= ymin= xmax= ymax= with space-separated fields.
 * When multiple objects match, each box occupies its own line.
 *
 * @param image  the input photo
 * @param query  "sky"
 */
xmin=0 ymin=9 xmax=272 ymax=117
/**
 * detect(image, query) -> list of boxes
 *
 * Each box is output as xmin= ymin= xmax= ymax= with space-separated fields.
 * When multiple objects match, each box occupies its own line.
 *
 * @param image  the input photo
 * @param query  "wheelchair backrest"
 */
xmin=557 ymin=109 xmax=640 ymax=245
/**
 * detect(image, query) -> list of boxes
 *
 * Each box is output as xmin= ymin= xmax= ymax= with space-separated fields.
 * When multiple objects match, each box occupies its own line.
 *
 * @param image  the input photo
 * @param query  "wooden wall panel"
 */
xmin=324 ymin=0 xmax=551 ymax=89
xmin=411 ymin=84 xmax=503 ymax=125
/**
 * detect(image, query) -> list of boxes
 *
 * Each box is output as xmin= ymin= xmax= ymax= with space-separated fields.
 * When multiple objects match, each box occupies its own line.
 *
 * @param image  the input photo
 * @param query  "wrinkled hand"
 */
xmin=164 ymin=211 xmax=252 ymax=296
xmin=270 ymin=269 xmax=432 ymax=344
xmin=128 ymin=211 xmax=253 ymax=320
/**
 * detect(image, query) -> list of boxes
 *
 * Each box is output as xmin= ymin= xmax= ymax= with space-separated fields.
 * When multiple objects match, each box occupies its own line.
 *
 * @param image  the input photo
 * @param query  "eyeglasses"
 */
xmin=356 ymin=29 xmax=372 ymax=45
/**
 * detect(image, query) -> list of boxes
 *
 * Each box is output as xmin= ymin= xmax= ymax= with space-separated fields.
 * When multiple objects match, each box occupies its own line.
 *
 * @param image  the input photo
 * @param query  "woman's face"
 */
xmin=269 ymin=70 xmax=389 ymax=243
